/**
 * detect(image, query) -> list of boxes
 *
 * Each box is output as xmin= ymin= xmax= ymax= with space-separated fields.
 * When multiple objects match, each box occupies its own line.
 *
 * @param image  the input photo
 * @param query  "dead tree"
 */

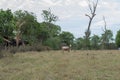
xmin=85 ymin=0 xmax=99 ymax=49
xmin=101 ymin=16 xmax=113 ymax=49
xmin=101 ymin=16 xmax=108 ymax=49
xmin=103 ymin=16 xmax=107 ymax=30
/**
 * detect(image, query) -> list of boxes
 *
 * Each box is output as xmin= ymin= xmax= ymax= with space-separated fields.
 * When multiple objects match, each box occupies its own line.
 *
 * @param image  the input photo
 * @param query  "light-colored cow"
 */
xmin=61 ymin=45 xmax=71 ymax=52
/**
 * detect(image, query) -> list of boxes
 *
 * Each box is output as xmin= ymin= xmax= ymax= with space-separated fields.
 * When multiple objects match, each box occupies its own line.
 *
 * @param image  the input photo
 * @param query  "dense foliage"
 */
xmin=0 ymin=9 xmax=14 ymax=38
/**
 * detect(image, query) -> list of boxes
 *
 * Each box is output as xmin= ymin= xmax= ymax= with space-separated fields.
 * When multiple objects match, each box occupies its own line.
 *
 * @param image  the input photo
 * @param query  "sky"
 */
xmin=0 ymin=0 xmax=120 ymax=39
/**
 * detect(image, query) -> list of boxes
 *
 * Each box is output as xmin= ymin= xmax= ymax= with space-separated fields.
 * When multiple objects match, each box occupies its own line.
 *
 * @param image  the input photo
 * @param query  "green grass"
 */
xmin=0 ymin=50 xmax=120 ymax=80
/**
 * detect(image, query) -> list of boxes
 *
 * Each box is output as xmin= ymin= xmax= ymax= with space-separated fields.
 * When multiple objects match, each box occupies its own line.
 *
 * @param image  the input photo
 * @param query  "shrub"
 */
xmin=0 ymin=44 xmax=52 ymax=57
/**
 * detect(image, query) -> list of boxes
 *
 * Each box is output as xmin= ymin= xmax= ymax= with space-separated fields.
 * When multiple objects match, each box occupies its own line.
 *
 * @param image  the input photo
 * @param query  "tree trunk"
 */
xmin=16 ymin=33 xmax=20 ymax=47
xmin=84 ymin=0 xmax=98 ymax=49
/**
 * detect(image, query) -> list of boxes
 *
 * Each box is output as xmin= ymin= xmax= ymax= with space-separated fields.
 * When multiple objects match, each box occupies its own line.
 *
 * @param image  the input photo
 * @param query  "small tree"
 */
xmin=0 ymin=9 xmax=14 ymax=49
xmin=41 ymin=8 xmax=59 ymax=38
xmin=116 ymin=30 xmax=120 ymax=48
xmin=101 ymin=16 xmax=113 ymax=49
xmin=14 ymin=10 xmax=38 ymax=46
xmin=101 ymin=30 xmax=113 ymax=49
xmin=59 ymin=31 xmax=74 ymax=46
xmin=0 ymin=9 xmax=14 ymax=39
xmin=75 ymin=37 xmax=86 ymax=50
xmin=91 ymin=35 xmax=100 ymax=49
xmin=41 ymin=8 xmax=58 ymax=23
xmin=44 ymin=37 xmax=61 ymax=50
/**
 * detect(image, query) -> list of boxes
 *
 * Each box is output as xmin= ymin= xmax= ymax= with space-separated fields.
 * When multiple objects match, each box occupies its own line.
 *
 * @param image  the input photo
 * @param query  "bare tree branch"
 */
xmin=103 ymin=16 xmax=107 ymax=31
xmin=85 ymin=0 xmax=99 ymax=32
xmin=88 ymin=0 xmax=93 ymax=14
xmin=3 ymin=37 xmax=11 ymax=43
xmin=85 ymin=14 xmax=91 ymax=19
xmin=93 ymin=0 xmax=98 ymax=13
xmin=87 ymin=0 xmax=98 ymax=14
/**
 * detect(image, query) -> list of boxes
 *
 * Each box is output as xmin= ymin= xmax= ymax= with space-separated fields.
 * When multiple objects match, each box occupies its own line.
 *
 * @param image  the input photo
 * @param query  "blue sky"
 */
xmin=0 ymin=0 xmax=120 ymax=38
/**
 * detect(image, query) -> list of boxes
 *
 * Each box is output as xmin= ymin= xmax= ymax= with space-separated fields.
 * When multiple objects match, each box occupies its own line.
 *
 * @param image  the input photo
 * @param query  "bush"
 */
xmin=17 ymin=45 xmax=43 ymax=52
xmin=0 ymin=44 xmax=51 ymax=58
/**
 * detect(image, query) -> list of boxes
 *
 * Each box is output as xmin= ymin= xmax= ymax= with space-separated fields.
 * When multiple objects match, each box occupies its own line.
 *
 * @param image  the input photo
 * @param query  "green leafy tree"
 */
xmin=40 ymin=22 xmax=61 ymax=37
xmin=101 ymin=30 xmax=113 ymax=49
xmin=36 ymin=23 xmax=49 ymax=44
xmin=40 ymin=9 xmax=60 ymax=47
xmin=75 ymin=37 xmax=86 ymax=50
xmin=41 ymin=8 xmax=58 ymax=23
xmin=90 ymin=35 xmax=100 ymax=49
xmin=44 ymin=37 xmax=61 ymax=50
xmin=59 ymin=31 xmax=74 ymax=46
xmin=100 ymin=16 xmax=113 ymax=49
xmin=13 ymin=10 xmax=38 ymax=46
xmin=37 ymin=22 xmax=61 ymax=45
xmin=0 ymin=9 xmax=14 ymax=40
xmin=116 ymin=30 xmax=120 ymax=48
xmin=41 ymin=8 xmax=59 ymax=39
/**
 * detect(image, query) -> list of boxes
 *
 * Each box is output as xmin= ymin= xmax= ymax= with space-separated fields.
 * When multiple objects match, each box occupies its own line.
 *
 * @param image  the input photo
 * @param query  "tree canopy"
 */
xmin=0 ymin=9 xmax=14 ymax=38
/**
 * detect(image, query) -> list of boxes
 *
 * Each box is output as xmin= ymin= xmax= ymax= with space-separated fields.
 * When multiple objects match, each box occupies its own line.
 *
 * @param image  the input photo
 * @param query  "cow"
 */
xmin=61 ymin=44 xmax=71 ymax=52
xmin=61 ymin=46 xmax=70 ymax=52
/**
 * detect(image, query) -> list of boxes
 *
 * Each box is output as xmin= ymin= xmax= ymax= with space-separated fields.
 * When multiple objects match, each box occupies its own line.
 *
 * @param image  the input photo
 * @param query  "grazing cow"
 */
xmin=61 ymin=46 xmax=70 ymax=52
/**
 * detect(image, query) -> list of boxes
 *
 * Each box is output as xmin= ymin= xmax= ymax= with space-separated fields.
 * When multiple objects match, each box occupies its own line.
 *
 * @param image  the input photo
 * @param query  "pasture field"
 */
xmin=0 ymin=50 xmax=120 ymax=80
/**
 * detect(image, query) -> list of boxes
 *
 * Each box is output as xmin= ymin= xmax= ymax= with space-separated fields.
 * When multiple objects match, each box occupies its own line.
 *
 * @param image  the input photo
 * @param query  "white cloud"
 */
xmin=78 ymin=1 xmax=88 ymax=7
xmin=94 ymin=20 xmax=104 ymax=27
xmin=39 ymin=0 xmax=62 ymax=7
xmin=64 ymin=0 xmax=74 ymax=6
xmin=60 ymin=15 xmax=72 ymax=20
xmin=0 ymin=0 xmax=120 ymax=38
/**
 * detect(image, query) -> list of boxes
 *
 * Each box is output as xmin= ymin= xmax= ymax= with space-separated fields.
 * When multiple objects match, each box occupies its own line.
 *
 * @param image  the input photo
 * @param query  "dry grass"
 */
xmin=0 ymin=50 xmax=120 ymax=80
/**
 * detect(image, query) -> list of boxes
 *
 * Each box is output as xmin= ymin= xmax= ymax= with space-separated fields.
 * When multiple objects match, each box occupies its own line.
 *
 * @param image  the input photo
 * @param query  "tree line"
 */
xmin=0 ymin=9 xmax=74 ymax=50
xmin=0 ymin=8 xmax=120 ymax=51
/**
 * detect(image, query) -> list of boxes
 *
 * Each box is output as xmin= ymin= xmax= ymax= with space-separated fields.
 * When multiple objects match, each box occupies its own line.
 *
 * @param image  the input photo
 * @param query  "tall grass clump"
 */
xmin=0 ymin=43 xmax=51 ymax=59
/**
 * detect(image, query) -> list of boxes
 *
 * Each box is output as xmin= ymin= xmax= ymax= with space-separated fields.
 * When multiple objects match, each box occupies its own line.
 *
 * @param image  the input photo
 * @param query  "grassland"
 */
xmin=0 ymin=50 xmax=120 ymax=80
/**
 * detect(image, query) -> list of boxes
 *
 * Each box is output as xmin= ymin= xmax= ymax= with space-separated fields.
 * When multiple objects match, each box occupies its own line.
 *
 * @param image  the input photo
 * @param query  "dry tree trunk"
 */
xmin=15 ymin=21 xmax=25 ymax=47
xmin=102 ymin=16 xmax=107 ymax=49
xmin=85 ymin=0 xmax=99 ymax=49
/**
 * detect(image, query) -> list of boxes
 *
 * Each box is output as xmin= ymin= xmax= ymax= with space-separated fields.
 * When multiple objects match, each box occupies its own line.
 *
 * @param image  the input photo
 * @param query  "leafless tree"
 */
xmin=85 ymin=0 xmax=99 ymax=49
xmin=103 ymin=16 xmax=107 ymax=31
xmin=101 ymin=16 xmax=107 ymax=49
xmin=101 ymin=16 xmax=113 ymax=49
